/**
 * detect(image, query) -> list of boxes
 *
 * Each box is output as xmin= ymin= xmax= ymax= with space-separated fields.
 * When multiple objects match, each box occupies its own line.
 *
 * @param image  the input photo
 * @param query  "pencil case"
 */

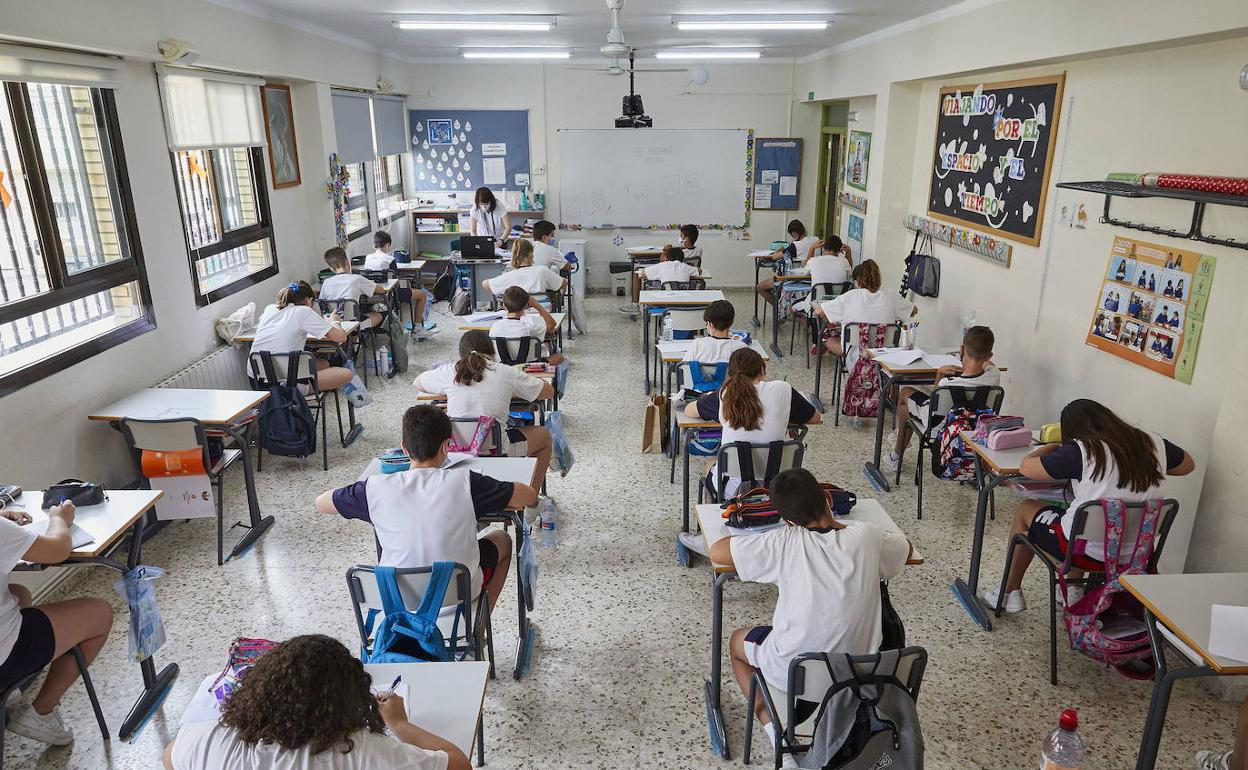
xmin=1039 ymin=423 xmax=1062 ymax=443
xmin=378 ymin=448 xmax=410 ymax=473
xmin=985 ymin=426 xmax=1031 ymax=450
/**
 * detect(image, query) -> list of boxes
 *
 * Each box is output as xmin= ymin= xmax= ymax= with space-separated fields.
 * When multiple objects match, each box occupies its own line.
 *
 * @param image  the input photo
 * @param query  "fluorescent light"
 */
xmin=395 ymin=16 xmax=555 ymax=32
xmin=656 ymin=51 xmax=762 ymax=60
xmin=461 ymin=50 xmax=570 ymax=60
xmin=672 ymin=15 xmax=828 ymax=31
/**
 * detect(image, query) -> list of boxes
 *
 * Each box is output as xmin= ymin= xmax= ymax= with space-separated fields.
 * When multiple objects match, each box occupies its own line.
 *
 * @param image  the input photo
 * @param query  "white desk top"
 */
xmin=657 ymin=339 xmax=769 ymax=363
xmin=958 ymin=432 xmax=1035 ymax=475
xmin=233 ymin=320 xmax=361 ymax=344
xmin=361 ymin=455 xmax=539 ymax=487
xmin=1122 ymin=573 xmax=1248 ymax=674
xmin=675 ymin=411 xmax=720 ymax=429
xmin=377 ymin=278 xmax=399 ymax=292
xmin=627 ymin=247 xmax=663 ymax=255
xmin=751 ymin=250 xmax=777 ymax=258
xmin=12 ymin=489 xmax=162 ymax=559
xmin=639 ymin=290 xmax=725 ymax=306
xmin=455 ymin=312 xmax=566 ymax=332
xmin=393 ymin=260 xmax=428 ymax=272
xmin=89 ymin=388 xmax=268 ymax=425
xmin=865 ymin=347 xmax=1008 ymax=377
xmin=696 ymin=499 xmax=923 ymax=574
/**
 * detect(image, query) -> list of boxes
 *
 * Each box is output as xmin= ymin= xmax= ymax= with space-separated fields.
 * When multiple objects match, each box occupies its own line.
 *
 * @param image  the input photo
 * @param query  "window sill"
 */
xmin=0 ymin=315 xmax=156 ymax=397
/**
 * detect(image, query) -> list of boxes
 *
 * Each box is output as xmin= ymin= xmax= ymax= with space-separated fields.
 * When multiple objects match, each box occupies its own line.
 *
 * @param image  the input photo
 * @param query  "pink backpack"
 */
xmin=1062 ymin=499 xmax=1163 ymax=679
xmin=447 ymin=415 xmax=499 ymax=456
xmin=840 ymin=325 xmax=889 ymax=418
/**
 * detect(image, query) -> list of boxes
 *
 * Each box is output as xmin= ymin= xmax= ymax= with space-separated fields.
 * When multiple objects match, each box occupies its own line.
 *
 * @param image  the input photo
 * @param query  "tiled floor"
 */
xmin=9 ymin=291 xmax=1237 ymax=769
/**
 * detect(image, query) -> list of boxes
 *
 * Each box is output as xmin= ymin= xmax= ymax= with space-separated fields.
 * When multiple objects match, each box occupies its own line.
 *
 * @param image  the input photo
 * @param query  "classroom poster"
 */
xmin=1085 ymin=236 xmax=1215 ymax=384
xmin=927 ymin=74 xmax=1065 ymax=247
xmin=847 ymin=213 xmax=864 ymax=259
xmin=846 ymin=131 xmax=871 ymax=191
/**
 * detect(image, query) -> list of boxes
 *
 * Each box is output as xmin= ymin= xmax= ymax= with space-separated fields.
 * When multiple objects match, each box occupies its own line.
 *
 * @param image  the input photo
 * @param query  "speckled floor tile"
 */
xmin=15 ymin=291 xmax=1239 ymax=769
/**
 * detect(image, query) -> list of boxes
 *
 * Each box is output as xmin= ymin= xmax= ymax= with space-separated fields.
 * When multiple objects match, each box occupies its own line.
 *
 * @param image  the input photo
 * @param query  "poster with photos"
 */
xmin=1085 ymin=236 xmax=1216 ymax=384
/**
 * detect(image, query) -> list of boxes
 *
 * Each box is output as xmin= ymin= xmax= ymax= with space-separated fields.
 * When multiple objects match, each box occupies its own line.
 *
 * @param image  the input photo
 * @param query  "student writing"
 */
xmin=484 ymin=240 xmax=566 ymax=298
xmin=249 ymin=281 xmax=352 ymax=391
xmin=320 ymin=247 xmax=386 ymax=329
xmin=490 ymin=287 xmax=565 ymax=366
xmin=813 ymin=259 xmax=916 ymax=361
xmin=681 ymin=300 xmax=747 ymax=364
xmin=364 ymin=230 xmax=437 ymax=336
xmin=632 ymin=244 xmax=701 ymax=300
xmin=756 ymin=219 xmax=823 ymax=308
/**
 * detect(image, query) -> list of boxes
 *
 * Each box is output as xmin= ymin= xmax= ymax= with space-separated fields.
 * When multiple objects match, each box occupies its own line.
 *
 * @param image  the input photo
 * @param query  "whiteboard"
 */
xmin=557 ymin=129 xmax=750 ymax=228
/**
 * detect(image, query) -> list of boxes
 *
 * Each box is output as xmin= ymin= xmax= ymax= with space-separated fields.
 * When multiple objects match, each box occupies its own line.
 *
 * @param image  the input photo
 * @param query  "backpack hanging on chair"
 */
xmin=931 ymin=406 xmax=995 ymax=481
xmin=840 ymin=325 xmax=889 ymax=418
xmin=361 ymin=564 xmax=457 ymax=664
xmin=1063 ymin=499 xmax=1163 ymax=679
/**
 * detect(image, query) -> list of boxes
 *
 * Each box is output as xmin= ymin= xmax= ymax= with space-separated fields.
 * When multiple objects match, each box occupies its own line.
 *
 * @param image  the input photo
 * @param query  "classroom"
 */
xmin=0 ymin=1 xmax=1245 ymax=768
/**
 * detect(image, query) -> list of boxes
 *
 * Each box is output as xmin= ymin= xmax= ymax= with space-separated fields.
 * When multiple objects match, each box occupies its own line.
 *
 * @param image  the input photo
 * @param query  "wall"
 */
xmin=793 ymin=2 xmax=1248 ymax=572
xmin=406 ymin=62 xmax=821 ymax=287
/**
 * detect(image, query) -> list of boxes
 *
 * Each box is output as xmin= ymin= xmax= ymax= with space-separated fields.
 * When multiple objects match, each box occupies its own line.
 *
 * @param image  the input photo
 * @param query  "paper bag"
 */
xmin=642 ymin=395 xmax=668 ymax=454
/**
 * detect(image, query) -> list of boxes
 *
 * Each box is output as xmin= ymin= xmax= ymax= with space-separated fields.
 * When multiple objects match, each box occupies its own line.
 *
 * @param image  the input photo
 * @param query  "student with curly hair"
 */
xmin=163 ymin=634 xmax=469 ymax=769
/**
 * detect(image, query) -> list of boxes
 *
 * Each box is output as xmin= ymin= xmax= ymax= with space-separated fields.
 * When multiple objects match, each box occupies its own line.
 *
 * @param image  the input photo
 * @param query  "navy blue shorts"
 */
xmin=0 ymin=608 xmax=55 ymax=691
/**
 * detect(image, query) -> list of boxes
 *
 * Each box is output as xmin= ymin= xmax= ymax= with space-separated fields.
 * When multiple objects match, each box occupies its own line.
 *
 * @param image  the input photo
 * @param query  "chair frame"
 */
xmin=494 ymin=336 xmax=544 ymax=366
xmin=319 ymin=296 xmax=390 ymax=385
xmin=249 ymin=350 xmax=345 ymax=471
xmin=993 ymin=498 xmax=1180 ymax=685
xmin=701 ymin=435 xmax=808 ymax=504
xmin=791 ymin=281 xmax=852 ymax=367
xmin=0 ymin=646 xmax=108 ymax=767
xmin=830 ymin=322 xmax=901 ymax=427
xmin=667 ymin=361 xmax=730 ymax=484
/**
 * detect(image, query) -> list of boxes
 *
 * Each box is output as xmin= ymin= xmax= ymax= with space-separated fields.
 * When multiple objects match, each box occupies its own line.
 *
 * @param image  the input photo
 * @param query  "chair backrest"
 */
xmin=494 ymin=336 xmax=540 ymax=365
xmin=450 ymin=416 xmax=503 ymax=456
xmin=678 ymin=361 xmax=729 ymax=394
xmin=360 ymin=268 xmax=397 ymax=282
xmin=716 ymin=439 xmax=805 ymax=495
xmin=926 ymin=385 xmax=1006 ymax=428
xmin=248 ymin=350 xmax=318 ymax=390
xmin=662 ymin=279 xmax=706 ymax=291
xmin=666 ymin=308 xmax=706 ymax=333
xmin=1064 ymin=498 xmax=1180 ymax=573
xmin=840 ymin=322 xmax=901 ymax=348
xmin=783 ymin=646 xmax=928 ymax=738
xmin=119 ymin=417 xmax=206 ymax=454
xmin=812 ymin=281 xmax=851 ymax=302
xmin=345 ymin=563 xmax=474 ymax=653
xmin=318 ymin=297 xmax=365 ymax=321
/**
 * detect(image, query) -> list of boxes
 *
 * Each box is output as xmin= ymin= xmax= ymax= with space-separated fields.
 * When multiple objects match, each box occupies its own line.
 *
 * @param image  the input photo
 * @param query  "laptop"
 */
xmin=459 ymin=236 xmax=496 ymax=260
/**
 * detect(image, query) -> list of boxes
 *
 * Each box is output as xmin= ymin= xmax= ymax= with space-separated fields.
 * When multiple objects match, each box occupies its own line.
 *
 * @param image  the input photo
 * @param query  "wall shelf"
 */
xmin=1056 ymin=180 xmax=1248 ymax=251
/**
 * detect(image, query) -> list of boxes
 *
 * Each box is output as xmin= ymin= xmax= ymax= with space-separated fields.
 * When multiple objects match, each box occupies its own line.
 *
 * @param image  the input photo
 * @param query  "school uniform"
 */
xmin=248 ymin=304 xmax=334 ymax=377
xmin=418 ymin=362 xmax=546 ymax=455
xmin=0 ymin=519 xmax=52 ymax=691
xmin=681 ymin=336 xmax=747 ymax=364
xmin=320 ymin=273 xmax=377 ymax=303
xmin=331 ymin=467 xmax=513 ymax=597
xmin=470 ymin=204 xmax=507 ymax=242
xmin=682 ymin=244 xmax=704 ymax=267
xmin=907 ymin=366 xmax=1002 ymax=424
xmin=487 ymin=265 xmax=563 ymax=296
xmin=490 ymin=314 xmax=547 ymax=342
xmin=531 ymin=240 xmax=566 ymax=272
xmin=171 ymin=720 xmax=448 ymax=770
xmin=1032 ymin=435 xmax=1186 ymax=564
xmin=695 ymin=381 xmax=816 ymax=497
xmin=818 ymin=288 xmax=915 ymax=366
xmin=788 ymin=235 xmax=822 ymax=264
xmin=733 ymin=521 xmax=910 ymax=689
xmin=642 ymin=260 xmax=699 ymax=285
xmin=362 ymin=249 xmax=396 ymax=272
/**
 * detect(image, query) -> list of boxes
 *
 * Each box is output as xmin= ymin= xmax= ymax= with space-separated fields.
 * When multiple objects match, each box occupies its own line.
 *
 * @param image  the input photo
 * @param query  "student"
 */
xmin=813 ymin=259 xmax=916 ymax=360
xmin=1176 ymin=278 xmax=1185 ymax=300
xmin=679 ymin=224 xmax=703 ymax=267
xmin=1163 ymin=279 xmax=1175 ymax=297
xmin=1115 ymin=260 xmax=1127 ymax=281
xmin=885 ymin=325 xmax=1000 ymax=471
xmin=806 ymin=235 xmax=852 ymax=289
xmin=1196 ymin=695 xmax=1248 ymax=770
xmin=756 ymin=219 xmax=823 ymax=307
xmin=470 ymin=186 xmax=510 ymax=249
xmin=484 ymin=239 xmax=566 ymax=298
xmin=164 ymin=634 xmax=470 ymax=770
xmin=416 ymin=331 xmax=556 ymax=490
xmin=250 ymin=281 xmax=352 ymax=391
xmin=981 ymin=399 xmax=1194 ymax=613
xmin=681 ymin=300 xmax=747 ymax=364
xmin=320 ymin=247 xmax=386 ymax=328
xmin=1148 ymin=272 xmax=1156 ymax=292
xmin=316 ymin=406 xmax=533 ymax=611
xmin=1155 ymin=305 xmax=1170 ymax=325
xmin=632 ymin=244 xmax=700 ymax=299
xmin=0 ymin=501 xmax=112 ymax=746
xmin=364 ymin=231 xmax=437 ymax=334
xmin=529 ymin=220 xmax=567 ymax=273
xmin=708 ymin=468 xmax=912 ymax=765
xmin=491 ymin=286 xmax=564 ymax=366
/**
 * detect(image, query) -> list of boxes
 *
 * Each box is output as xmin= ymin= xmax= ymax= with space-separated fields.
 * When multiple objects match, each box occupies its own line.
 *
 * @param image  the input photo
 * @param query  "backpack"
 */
xmin=930 ymin=407 xmax=992 ymax=481
xmin=450 ymin=287 xmax=471 ymax=316
xmin=1062 ymin=499 xmax=1163 ymax=679
xmin=721 ymin=483 xmax=857 ymax=529
xmin=840 ymin=325 xmax=889 ymax=418
xmin=447 ymin=416 xmax=498 ymax=456
xmin=209 ymin=637 xmax=277 ymax=705
xmin=432 ymin=271 xmax=454 ymax=302
xmin=254 ymin=355 xmax=317 ymax=458
xmin=362 ymin=564 xmax=457 ymax=664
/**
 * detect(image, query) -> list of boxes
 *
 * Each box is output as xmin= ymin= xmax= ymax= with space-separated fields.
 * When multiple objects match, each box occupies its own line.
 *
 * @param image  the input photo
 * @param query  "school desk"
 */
xmin=12 ymin=489 xmax=174 ymax=741
xmin=656 ymin=339 xmax=770 ymax=403
xmin=675 ymin=412 xmax=721 ymax=533
xmin=765 ymin=268 xmax=812 ymax=359
xmin=695 ymin=500 xmax=923 ymax=760
xmin=638 ymin=290 xmax=726 ymax=393
xmin=950 ymin=433 xmax=1035 ymax=631
xmin=359 ymin=457 xmax=541 ymax=681
xmin=751 ymin=250 xmax=779 ymax=327
xmin=231 ymin=320 xmax=362 ymax=344
xmin=415 ymin=365 xmax=559 ymax=412
xmin=456 ymin=256 xmax=510 ymax=309
xmin=89 ymin=388 xmax=274 ymax=561
xmin=455 ymin=311 xmax=568 ymax=353
xmin=1121 ymin=573 xmax=1248 ymax=770
xmin=365 ymin=661 xmax=491 ymax=763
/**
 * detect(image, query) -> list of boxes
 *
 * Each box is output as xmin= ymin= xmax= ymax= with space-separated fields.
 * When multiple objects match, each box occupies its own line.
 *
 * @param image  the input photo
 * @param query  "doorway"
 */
xmin=814 ymin=101 xmax=848 ymax=243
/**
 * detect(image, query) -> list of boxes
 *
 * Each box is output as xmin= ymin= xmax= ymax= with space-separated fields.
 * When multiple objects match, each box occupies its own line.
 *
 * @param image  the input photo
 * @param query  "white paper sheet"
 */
xmin=481 ymin=143 xmax=506 ymax=156
xmin=754 ymin=184 xmax=772 ymax=209
xmin=922 ymin=353 xmax=964 ymax=369
xmin=514 ymin=173 xmax=529 ymax=186
xmin=27 ymin=518 xmax=95 ymax=549
xmin=760 ymin=169 xmax=779 ymax=184
xmin=441 ymin=453 xmax=474 ymax=470
xmin=778 ymin=175 xmax=798 ymax=196
xmin=465 ymin=311 xmax=503 ymax=322
xmin=482 ymin=157 xmax=506 ymax=185
xmin=872 ymin=348 xmax=925 ymax=367
xmin=1209 ymin=604 xmax=1248 ymax=662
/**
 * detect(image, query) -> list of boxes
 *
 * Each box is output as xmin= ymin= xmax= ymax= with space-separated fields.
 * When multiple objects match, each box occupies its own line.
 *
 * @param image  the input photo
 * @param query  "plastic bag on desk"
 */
xmin=341 ymin=360 xmax=373 ymax=408
xmin=215 ymin=302 xmax=256 ymax=346
xmin=112 ymin=565 xmax=167 ymax=663
xmin=518 ymin=520 xmax=537 ymax=611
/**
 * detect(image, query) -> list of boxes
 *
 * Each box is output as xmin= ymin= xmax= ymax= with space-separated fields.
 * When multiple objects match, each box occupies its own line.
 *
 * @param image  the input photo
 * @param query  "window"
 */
xmin=172 ymin=146 xmax=276 ymax=302
xmin=373 ymin=154 xmax=404 ymax=225
xmin=343 ymin=162 xmax=370 ymax=240
xmin=0 ymin=80 xmax=153 ymax=395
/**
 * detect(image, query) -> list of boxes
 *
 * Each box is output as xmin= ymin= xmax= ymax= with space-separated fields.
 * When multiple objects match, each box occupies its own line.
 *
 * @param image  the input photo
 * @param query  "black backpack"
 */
xmin=253 ymin=355 xmax=317 ymax=458
xmin=431 ymin=271 xmax=454 ymax=302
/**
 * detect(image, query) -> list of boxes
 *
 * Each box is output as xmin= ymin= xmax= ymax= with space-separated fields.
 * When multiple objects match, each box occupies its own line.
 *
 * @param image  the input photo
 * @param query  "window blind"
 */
xmin=0 ymin=43 xmax=119 ymax=89
xmin=372 ymin=95 xmax=408 ymax=158
xmin=331 ymin=90 xmax=376 ymax=164
xmin=157 ymin=65 xmax=265 ymax=150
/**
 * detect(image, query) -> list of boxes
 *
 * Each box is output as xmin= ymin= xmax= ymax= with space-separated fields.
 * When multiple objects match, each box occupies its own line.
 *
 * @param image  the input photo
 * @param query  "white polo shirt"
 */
xmin=172 ymin=721 xmax=448 ymax=770
xmin=362 ymin=250 xmax=396 ymax=271
xmin=682 ymin=336 xmax=747 ymax=364
xmin=320 ymin=273 xmax=377 ymax=303
xmin=0 ymin=518 xmax=38 ymax=664
xmin=643 ymin=260 xmax=700 ymax=285
xmin=417 ymin=361 xmax=546 ymax=423
xmin=490 ymin=314 xmax=547 ymax=341
xmin=532 ymin=240 xmax=566 ymax=272
xmin=487 ymin=266 xmax=563 ymax=296
xmin=249 ymin=304 xmax=333 ymax=356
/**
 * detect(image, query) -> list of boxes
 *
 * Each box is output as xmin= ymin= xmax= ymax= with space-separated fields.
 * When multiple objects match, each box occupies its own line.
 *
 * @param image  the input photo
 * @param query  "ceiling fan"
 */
xmin=569 ymin=0 xmax=687 ymax=76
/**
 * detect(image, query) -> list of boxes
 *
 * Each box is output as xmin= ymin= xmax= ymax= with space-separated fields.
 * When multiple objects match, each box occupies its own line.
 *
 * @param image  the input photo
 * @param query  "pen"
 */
xmin=387 ymin=675 xmax=402 ymax=695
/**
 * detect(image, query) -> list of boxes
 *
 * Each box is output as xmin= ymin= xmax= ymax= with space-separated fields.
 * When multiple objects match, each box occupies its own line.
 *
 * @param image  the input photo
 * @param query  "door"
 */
xmin=823 ymin=134 xmax=842 ymax=239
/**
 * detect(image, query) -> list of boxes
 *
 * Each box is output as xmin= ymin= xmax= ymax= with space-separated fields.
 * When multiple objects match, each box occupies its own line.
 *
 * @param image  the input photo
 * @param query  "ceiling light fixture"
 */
xmin=656 ymin=50 xmax=762 ymax=60
xmin=461 ymin=50 xmax=571 ymax=60
xmin=672 ymin=15 xmax=829 ymax=31
xmin=395 ymin=15 xmax=556 ymax=32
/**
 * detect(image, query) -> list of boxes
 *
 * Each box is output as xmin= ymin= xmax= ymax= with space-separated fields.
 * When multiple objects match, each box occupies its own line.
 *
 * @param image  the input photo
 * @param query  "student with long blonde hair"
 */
xmin=483 ymin=239 xmax=566 ymax=298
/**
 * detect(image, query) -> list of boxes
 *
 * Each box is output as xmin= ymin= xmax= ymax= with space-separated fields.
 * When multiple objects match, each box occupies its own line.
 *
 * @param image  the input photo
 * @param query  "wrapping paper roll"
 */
xmin=1107 ymin=171 xmax=1248 ymax=197
xmin=1106 ymin=172 xmax=1143 ymax=184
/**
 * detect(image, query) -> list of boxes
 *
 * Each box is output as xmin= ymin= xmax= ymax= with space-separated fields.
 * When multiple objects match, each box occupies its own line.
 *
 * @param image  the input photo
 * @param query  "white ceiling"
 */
xmin=209 ymin=0 xmax=969 ymax=63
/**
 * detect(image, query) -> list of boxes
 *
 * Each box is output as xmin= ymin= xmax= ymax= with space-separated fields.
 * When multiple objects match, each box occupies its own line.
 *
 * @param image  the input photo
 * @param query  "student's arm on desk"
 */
xmin=322 ymin=320 xmax=348 ymax=344
xmin=1019 ymin=443 xmax=1061 ymax=480
xmin=21 ymin=503 xmax=74 ymax=564
xmin=378 ymin=694 xmax=471 ymax=770
xmin=708 ymin=536 xmax=735 ymax=568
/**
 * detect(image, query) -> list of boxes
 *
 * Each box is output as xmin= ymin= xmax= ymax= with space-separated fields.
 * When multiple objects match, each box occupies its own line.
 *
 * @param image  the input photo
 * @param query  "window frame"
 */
xmin=374 ymin=154 xmax=405 ymax=226
xmin=0 ymin=82 xmax=155 ymax=397
xmin=343 ymin=161 xmax=371 ymax=242
xmin=171 ymin=145 xmax=279 ymax=306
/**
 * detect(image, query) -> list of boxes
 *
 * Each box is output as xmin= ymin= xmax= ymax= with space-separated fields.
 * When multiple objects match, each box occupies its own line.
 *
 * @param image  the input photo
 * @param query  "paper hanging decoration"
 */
xmin=422 ymin=140 xmax=429 ymax=150
xmin=454 ymin=119 xmax=461 ymax=130
xmin=457 ymin=149 xmax=465 ymax=159
xmin=418 ymin=170 xmax=426 ymax=180
xmin=451 ymin=136 xmax=459 ymax=146
xmin=456 ymin=171 xmax=464 ymax=181
xmin=415 ymin=153 xmax=424 ymax=164
xmin=465 ymin=121 xmax=473 ymax=132
xmin=325 ymin=153 xmax=351 ymax=247
xmin=416 ymin=121 xmax=424 ymax=133
xmin=440 ymin=151 xmax=448 ymax=161
xmin=439 ymin=180 xmax=447 ymax=189
xmin=452 ymin=158 xmax=459 ymax=169
xmin=436 ymin=162 xmax=444 ymax=171
xmin=459 ymin=132 xmax=467 ymax=142
xmin=466 ymin=142 xmax=474 ymax=152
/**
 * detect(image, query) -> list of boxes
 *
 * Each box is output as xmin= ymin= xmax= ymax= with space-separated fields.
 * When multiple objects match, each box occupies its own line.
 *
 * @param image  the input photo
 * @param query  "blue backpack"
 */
xmin=254 ymin=354 xmax=317 ymax=458
xmin=362 ymin=564 xmax=457 ymax=664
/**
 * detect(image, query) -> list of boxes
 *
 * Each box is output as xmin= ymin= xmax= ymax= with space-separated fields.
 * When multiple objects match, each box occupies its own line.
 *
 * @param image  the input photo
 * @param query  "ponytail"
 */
xmin=453 ymin=330 xmax=496 ymax=385
xmin=720 ymin=348 xmax=765 ymax=431
xmin=277 ymin=280 xmax=314 ymax=309
xmin=510 ymin=238 xmax=534 ymax=269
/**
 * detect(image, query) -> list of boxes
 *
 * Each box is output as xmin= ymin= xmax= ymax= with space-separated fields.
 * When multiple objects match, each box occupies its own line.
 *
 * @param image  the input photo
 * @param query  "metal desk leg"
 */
xmin=810 ymin=318 xmax=826 ymax=412
xmin=704 ymin=571 xmax=732 ymax=759
xmin=682 ymin=429 xmax=692 ymax=533
xmin=642 ymin=307 xmax=653 ymax=393
xmin=950 ymin=460 xmax=1015 ymax=631
xmin=752 ymin=261 xmax=763 ymax=327
xmin=1134 ymin=611 xmax=1216 ymax=770
xmin=769 ymin=289 xmax=785 ymax=360
xmin=510 ymin=511 xmax=535 ymax=680
xmin=219 ymin=423 xmax=275 ymax=560
xmin=863 ymin=368 xmax=892 ymax=491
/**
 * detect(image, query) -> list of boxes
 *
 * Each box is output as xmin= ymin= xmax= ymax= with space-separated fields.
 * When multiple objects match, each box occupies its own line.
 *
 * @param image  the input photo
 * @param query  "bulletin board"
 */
xmin=408 ymin=109 xmax=531 ymax=193
xmin=1085 ymin=236 xmax=1216 ymax=384
xmin=926 ymin=74 xmax=1065 ymax=247
xmin=752 ymin=138 xmax=802 ymax=210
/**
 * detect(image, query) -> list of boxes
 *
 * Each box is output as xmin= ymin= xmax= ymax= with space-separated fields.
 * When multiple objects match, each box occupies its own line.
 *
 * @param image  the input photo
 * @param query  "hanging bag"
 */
xmin=362 ymin=563 xmax=457 ymax=664
xmin=903 ymin=231 xmax=941 ymax=298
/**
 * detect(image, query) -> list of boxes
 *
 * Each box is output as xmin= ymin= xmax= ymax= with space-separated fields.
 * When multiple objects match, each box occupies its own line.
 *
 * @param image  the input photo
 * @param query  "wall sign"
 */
xmin=926 ymin=74 xmax=1065 ymax=247
xmin=752 ymin=138 xmax=802 ymax=210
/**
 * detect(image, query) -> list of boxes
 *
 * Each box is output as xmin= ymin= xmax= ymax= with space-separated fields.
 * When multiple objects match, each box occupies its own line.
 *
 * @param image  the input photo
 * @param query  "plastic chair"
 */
xmin=830 ymin=322 xmax=901 ymax=427
xmin=119 ymin=416 xmax=242 ymax=565
xmin=450 ymin=416 xmax=505 ymax=457
xmin=249 ymin=350 xmax=344 ymax=471
xmin=897 ymin=385 xmax=1006 ymax=519
xmin=0 ymin=647 xmax=108 ymax=768
xmin=702 ymin=436 xmax=807 ymax=504
xmin=494 ymin=336 xmax=544 ymax=366
xmin=992 ymin=499 xmax=1179 ymax=685
xmin=743 ymin=646 xmax=928 ymax=769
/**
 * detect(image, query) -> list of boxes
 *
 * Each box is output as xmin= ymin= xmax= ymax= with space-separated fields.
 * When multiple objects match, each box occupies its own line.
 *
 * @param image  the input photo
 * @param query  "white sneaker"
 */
xmin=979 ymin=585 xmax=1027 ymax=614
xmin=2 ymin=688 xmax=20 ymax=710
xmin=677 ymin=531 xmax=708 ymax=558
xmin=780 ymin=754 xmax=799 ymax=769
xmin=5 ymin=704 xmax=73 ymax=745
xmin=1195 ymin=749 xmax=1232 ymax=770
xmin=618 ymin=302 xmax=640 ymax=314
xmin=883 ymin=452 xmax=901 ymax=473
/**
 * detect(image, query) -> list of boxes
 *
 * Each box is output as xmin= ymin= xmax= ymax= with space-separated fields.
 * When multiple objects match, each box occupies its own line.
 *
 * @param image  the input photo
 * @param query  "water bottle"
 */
xmin=538 ymin=500 xmax=558 ymax=547
xmin=377 ymin=344 xmax=392 ymax=377
xmin=661 ymin=315 xmax=673 ymax=341
xmin=1041 ymin=709 xmax=1086 ymax=769
xmin=962 ymin=309 xmax=977 ymax=338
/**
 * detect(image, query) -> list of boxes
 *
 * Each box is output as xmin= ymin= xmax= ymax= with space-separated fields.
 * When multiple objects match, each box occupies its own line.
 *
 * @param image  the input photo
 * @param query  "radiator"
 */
xmin=156 ymin=345 xmax=251 ymax=390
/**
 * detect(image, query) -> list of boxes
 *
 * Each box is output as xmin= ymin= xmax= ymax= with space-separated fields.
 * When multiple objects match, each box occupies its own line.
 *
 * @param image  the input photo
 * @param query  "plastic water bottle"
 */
xmin=661 ymin=315 xmax=673 ymax=341
xmin=962 ymin=309 xmax=977 ymax=338
xmin=377 ymin=344 xmax=392 ymax=377
xmin=538 ymin=500 xmax=558 ymax=547
xmin=1041 ymin=709 xmax=1086 ymax=769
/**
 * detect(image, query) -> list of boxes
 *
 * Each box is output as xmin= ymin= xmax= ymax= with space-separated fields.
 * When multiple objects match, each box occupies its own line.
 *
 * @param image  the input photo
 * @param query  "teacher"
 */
xmin=470 ymin=187 xmax=511 ymax=249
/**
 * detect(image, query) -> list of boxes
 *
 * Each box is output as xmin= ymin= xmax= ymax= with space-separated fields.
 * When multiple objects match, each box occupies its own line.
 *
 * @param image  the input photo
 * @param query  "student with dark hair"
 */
xmin=708 ymin=468 xmax=912 ymax=763
xmin=635 ymin=244 xmax=700 ymax=294
xmin=813 ymin=259 xmax=916 ymax=360
xmin=679 ymin=224 xmax=703 ymax=266
xmin=886 ymin=325 xmax=1000 ymax=471
xmin=164 ymin=634 xmax=472 ymax=769
xmin=416 ymin=331 xmax=556 ymax=490
xmin=470 ymin=186 xmax=510 ymax=249
xmin=756 ymin=219 xmax=824 ymax=307
xmin=249 ymin=280 xmax=351 ymax=391
xmin=682 ymin=300 xmax=747 ymax=364
xmin=982 ymin=399 xmax=1195 ymax=613
xmin=529 ymin=220 xmax=567 ymax=272
xmin=320 ymin=247 xmax=386 ymax=329
xmin=490 ymin=287 xmax=564 ymax=366
xmin=316 ymin=406 xmax=532 ymax=613
xmin=363 ymin=231 xmax=437 ymax=336
xmin=363 ymin=230 xmax=396 ymax=272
